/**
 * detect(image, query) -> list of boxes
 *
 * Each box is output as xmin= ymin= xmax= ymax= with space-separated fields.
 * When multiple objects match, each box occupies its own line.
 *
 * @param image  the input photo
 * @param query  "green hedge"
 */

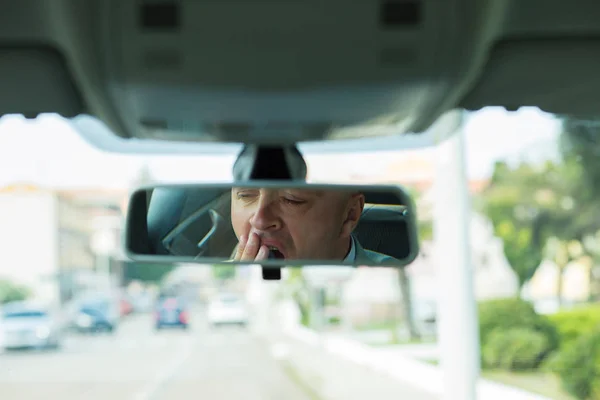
xmin=551 ymin=331 xmax=600 ymax=400
xmin=477 ymin=299 xmax=600 ymax=397
xmin=479 ymin=298 xmax=560 ymax=351
xmin=544 ymin=304 xmax=600 ymax=399
xmin=483 ymin=328 xmax=549 ymax=370
xmin=548 ymin=305 xmax=600 ymax=350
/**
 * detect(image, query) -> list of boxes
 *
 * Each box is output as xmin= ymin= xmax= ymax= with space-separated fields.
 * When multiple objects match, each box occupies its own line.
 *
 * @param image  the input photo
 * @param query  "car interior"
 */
xmin=2 ymin=1 xmax=600 ymax=399
xmin=2 ymin=0 xmax=599 ymax=145
xmin=139 ymin=186 xmax=416 ymax=262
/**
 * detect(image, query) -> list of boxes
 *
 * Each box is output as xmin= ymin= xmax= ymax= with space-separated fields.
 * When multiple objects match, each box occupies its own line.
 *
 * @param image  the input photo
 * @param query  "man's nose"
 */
xmin=250 ymin=199 xmax=281 ymax=231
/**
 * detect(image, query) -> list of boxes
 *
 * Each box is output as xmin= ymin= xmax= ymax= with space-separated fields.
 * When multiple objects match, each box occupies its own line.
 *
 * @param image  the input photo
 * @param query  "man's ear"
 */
xmin=340 ymin=193 xmax=365 ymax=238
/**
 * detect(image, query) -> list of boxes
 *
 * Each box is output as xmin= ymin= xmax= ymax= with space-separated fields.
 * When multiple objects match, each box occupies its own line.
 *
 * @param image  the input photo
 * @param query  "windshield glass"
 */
xmin=0 ymin=109 xmax=596 ymax=400
xmin=217 ymin=294 xmax=240 ymax=304
xmin=2 ymin=310 xmax=46 ymax=319
xmin=79 ymin=305 xmax=107 ymax=314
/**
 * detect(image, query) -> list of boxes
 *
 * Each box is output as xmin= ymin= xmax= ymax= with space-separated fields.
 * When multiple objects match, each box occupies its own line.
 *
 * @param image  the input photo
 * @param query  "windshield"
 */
xmin=0 ymin=108 xmax=597 ymax=400
xmin=217 ymin=294 xmax=240 ymax=304
xmin=79 ymin=305 xmax=107 ymax=315
xmin=2 ymin=310 xmax=46 ymax=319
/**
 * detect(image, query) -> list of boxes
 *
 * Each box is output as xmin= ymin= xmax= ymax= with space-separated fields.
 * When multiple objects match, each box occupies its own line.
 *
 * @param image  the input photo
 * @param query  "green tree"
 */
xmin=481 ymin=152 xmax=599 ymax=304
xmin=123 ymin=262 xmax=176 ymax=283
xmin=479 ymin=161 xmax=558 ymax=288
xmin=557 ymin=118 xmax=600 ymax=243
xmin=560 ymin=117 xmax=600 ymax=195
xmin=560 ymin=117 xmax=600 ymax=300
xmin=211 ymin=264 xmax=236 ymax=281
xmin=285 ymin=268 xmax=311 ymax=327
xmin=544 ymin=238 xmax=585 ymax=308
xmin=525 ymin=159 xmax=585 ymax=304
xmin=0 ymin=279 xmax=31 ymax=304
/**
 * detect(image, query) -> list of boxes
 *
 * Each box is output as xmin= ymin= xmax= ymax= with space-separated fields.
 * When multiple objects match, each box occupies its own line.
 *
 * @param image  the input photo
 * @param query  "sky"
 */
xmin=0 ymin=107 xmax=561 ymax=189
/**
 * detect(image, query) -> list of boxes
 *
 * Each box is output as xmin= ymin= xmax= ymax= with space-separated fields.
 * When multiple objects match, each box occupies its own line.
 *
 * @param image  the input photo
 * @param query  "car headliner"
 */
xmin=1 ymin=1 xmax=599 ymax=147
xmin=69 ymin=114 xmax=452 ymax=155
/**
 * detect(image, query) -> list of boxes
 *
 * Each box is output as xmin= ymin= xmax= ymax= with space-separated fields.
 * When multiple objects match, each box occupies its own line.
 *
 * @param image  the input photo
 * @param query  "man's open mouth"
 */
xmin=268 ymin=246 xmax=285 ymax=260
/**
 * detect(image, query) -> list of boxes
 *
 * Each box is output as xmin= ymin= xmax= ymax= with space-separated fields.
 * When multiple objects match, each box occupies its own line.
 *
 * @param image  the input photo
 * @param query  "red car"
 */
xmin=154 ymin=295 xmax=189 ymax=330
xmin=119 ymin=295 xmax=133 ymax=316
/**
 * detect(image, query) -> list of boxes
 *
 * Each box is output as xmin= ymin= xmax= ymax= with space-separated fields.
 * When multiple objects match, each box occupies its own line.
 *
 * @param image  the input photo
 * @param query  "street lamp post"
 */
xmin=91 ymin=228 xmax=117 ymax=295
xmin=433 ymin=110 xmax=479 ymax=400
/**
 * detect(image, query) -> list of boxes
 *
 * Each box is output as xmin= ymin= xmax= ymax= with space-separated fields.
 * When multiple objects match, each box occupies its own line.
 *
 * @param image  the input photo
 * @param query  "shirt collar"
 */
xmin=343 ymin=236 xmax=356 ymax=262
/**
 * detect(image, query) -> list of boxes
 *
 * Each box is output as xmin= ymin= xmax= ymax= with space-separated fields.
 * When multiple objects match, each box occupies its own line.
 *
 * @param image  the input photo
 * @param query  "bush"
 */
xmin=551 ymin=331 xmax=600 ymax=400
xmin=548 ymin=305 xmax=600 ymax=350
xmin=0 ymin=279 xmax=31 ymax=304
xmin=301 ymin=312 xmax=310 ymax=327
xmin=478 ymin=298 xmax=560 ymax=368
xmin=483 ymin=328 xmax=549 ymax=370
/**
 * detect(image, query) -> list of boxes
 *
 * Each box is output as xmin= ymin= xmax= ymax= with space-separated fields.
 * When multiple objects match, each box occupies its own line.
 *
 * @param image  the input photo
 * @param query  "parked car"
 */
xmin=130 ymin=291 xmax=154 ymax=313
xmin=154 ymin=295 xmax=189 ymax=330
xmin=70 ymin=295 xmax=120 ymax=334
xmin=207 ymin=293 xmax=249 ymax=327
xmin=119 ymin=293 xmax=134 ymax=317
xmin=0 ymin=302 xmax=63 ymax=350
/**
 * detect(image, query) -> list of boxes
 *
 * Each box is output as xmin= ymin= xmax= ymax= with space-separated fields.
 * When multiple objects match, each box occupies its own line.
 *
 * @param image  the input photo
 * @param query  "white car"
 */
xmin=206 ymin=294 xmax=249 ymax=327
xmin=0 ymin=302 xmax=63 ymax=350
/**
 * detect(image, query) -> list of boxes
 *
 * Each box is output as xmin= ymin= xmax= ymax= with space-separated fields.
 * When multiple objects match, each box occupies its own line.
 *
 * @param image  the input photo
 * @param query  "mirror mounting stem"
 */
xmin=233 ymin=144 xmax=307 ymax=280
xmin=233 ymin=144 xmax=307 ymax=181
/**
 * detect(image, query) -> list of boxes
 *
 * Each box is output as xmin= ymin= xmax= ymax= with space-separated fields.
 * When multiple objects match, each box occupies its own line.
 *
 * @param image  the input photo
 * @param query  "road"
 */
xmin=0 ymin=308 xmax=313 ymax=400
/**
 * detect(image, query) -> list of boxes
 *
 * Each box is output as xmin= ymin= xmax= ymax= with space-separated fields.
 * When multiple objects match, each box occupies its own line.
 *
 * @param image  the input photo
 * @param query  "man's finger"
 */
xmin=234 ymin=234 xmax=247 ymax=260
xmin=255 ymin=245 xmax=269 ymax=261
xmin=241 ymin=232 xmax=261 ymax=261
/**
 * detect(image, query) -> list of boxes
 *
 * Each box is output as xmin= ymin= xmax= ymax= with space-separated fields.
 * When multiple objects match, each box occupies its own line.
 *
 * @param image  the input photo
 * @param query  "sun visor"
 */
xmin=0 ymin=46 xmax=84 ymax=118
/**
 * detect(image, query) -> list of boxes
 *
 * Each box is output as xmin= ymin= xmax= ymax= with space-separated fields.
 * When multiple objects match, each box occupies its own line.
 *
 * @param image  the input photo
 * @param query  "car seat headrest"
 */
xmin=354 ymin=204 xmax=412 ymax=261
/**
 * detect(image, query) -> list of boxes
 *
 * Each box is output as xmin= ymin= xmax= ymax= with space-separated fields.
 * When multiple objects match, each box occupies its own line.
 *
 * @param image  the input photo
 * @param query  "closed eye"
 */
xmin=237 ymin=193 xmax=257 ymax=201
xmin=283 ymin=198 xmax=306 ymax=206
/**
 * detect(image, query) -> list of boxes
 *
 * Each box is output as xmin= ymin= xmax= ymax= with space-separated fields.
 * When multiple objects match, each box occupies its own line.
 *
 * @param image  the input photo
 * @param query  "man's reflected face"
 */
xmin=230 ymin=188 xmax=364 ymax=260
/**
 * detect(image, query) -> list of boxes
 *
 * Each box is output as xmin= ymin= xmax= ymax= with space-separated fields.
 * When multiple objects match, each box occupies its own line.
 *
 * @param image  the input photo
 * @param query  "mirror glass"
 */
xmin=125 ymin=183 xmax=418 ymax=267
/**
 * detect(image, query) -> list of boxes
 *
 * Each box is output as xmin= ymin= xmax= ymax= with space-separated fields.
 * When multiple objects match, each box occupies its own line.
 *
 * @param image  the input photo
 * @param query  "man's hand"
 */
xmin=233 ymin=232 xmax=269 ymax=261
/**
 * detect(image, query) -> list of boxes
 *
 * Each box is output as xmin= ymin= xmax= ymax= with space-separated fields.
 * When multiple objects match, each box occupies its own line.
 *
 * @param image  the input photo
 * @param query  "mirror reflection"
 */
xmin=230 ymin=187 xmax=392 ymax=263
xmin=128 ymin=184 xmax=417 ymax=266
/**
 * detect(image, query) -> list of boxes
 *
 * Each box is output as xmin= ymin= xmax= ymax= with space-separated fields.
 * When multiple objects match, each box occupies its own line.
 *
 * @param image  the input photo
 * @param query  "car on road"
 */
xmin=0 ymin=302 xmax=63 ymax=351
xmin=70 ymin=295 xmax=120 ymax=334
xmin=119 ymin=291 xmax=134 ymax=317
xmin=154 ymin=295 xmax=190 ymax=330
xmin=207 ymin=293 xmax=249 ymax=327
xmin=73 ymin=303 xmax=118 ymax=334
xmin=130 ymin=291 xmax=154 ymax=313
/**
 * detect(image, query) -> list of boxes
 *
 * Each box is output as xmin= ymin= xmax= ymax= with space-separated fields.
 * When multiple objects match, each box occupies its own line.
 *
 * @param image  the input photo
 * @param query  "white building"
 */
xmin=409 ymin=212 xmax=519 ymax=303
xmin=0 ymin=186 xmax=63 ymax=305
xmin=522 ymin=258 xmax=593 ymax=314
xmin=469 ymin=212 xmax=520 ymax=300
xmin=0 ymin=184 xmax=126 ymax=306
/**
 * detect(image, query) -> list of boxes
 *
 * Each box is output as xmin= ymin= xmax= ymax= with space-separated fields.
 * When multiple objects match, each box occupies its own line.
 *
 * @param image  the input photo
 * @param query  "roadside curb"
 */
xmin=279 ymin=359 xmax=325 ymax=400
xmin=279 ymin=324 xmax=553 ymax=400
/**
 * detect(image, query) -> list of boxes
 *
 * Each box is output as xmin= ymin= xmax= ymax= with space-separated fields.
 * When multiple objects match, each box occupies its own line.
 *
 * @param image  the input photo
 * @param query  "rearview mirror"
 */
xmin=124 ymin=182 xmax=419 ymax=267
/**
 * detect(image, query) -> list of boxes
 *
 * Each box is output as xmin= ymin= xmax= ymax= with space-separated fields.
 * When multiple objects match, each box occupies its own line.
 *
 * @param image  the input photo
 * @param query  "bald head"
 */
xmin=230 ymin=187 xmax=365 ymax=260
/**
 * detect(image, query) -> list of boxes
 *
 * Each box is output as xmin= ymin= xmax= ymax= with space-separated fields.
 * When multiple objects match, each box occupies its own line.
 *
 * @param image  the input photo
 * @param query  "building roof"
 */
xmin=0 ymin=183 xmax=51 ymax=193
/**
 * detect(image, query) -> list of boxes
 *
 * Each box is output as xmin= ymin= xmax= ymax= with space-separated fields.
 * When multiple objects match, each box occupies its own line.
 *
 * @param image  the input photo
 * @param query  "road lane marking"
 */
xmin=131 ymin=336 xmax=195 ymax=400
